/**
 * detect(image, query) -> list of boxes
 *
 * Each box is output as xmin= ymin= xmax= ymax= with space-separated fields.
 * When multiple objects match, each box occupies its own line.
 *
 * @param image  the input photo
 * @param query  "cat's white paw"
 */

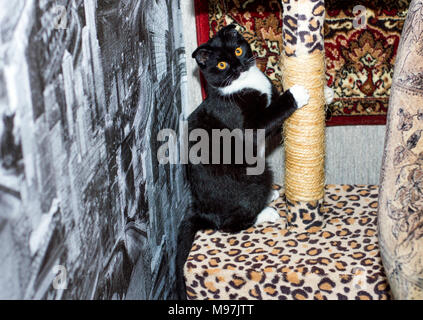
xmin=254 ymin=207 xmax=280 ymax=226
xmin=269 ymin=190 xmax=280 ymax=203
xmin=289 ymin=85 xmax=309 ymax=109
xmin=324 ymin=85 xmax=334 ymax=105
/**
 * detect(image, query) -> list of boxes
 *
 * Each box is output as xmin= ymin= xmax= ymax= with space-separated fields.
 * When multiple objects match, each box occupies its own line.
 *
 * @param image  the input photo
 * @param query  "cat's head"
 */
xmin=192 ymin=25 xmax=255 ymax=89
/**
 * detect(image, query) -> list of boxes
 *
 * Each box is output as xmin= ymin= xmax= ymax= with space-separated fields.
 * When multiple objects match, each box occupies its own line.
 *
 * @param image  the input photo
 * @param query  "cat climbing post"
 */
xmin=281 ymin=0 xmax=326 ymax=230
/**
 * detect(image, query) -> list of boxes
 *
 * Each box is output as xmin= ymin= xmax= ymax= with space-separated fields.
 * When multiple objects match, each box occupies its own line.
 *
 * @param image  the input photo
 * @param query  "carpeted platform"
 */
xmin=194 ymin=0 xmax=410 ymax=126
xmin=184 ymin=185 xmax=391 ymax=300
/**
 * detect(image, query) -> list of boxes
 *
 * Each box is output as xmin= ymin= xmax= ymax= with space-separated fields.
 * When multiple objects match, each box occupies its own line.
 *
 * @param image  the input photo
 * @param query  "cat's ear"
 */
xmin=222 ymin=24 xmax=238 ymax=38
xmin=192 ymin=45 xmax=212 ymax=68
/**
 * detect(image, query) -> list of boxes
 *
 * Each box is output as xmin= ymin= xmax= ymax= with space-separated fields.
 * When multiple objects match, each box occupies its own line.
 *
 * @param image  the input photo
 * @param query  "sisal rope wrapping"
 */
xmin=282 ymin=51 xmax=326 ymax=202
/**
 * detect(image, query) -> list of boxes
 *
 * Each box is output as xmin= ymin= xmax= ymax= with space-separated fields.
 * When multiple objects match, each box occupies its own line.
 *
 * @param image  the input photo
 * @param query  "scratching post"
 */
xmin=281 ymin=0 xmax=326 ymax=231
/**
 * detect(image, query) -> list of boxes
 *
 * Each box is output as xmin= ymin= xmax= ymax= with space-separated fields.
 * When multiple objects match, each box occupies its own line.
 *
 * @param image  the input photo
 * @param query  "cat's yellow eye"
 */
xmin=235 ymin=47 xmax=243 ymax=56
xmin=217 ymin=61 xmax=227 ymax=70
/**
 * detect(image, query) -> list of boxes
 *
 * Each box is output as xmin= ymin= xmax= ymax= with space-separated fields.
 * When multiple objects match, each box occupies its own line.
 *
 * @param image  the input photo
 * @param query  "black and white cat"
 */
xmin=175 ymin=25 xmax=331 ymax=299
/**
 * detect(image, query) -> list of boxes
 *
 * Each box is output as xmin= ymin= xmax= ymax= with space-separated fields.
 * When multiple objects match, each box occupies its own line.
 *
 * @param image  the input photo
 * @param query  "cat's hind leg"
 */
xmin=268 ymin=189 xmax=280 ymax=202
xmin=254 ymin=207 xmax=280 ymax=226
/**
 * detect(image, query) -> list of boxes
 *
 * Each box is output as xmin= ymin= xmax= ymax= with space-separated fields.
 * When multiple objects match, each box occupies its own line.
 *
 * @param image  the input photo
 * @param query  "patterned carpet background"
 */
xmin=194 ymin=0 xmax=411 ymax=126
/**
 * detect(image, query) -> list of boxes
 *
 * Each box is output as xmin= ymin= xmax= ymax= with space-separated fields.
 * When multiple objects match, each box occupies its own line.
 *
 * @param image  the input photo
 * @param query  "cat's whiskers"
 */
xmin=220 ymin=74 xmax=233 ymax=88
xmin=246 ymin=56 xmax=257 ymax=67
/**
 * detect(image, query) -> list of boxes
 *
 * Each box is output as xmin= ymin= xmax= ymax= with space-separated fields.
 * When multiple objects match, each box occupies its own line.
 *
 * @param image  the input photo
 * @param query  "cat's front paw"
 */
xmin=289 ymin=85 xmax=309 ymax=109
xmin=324 ymin=85 xmax=334 ymax=105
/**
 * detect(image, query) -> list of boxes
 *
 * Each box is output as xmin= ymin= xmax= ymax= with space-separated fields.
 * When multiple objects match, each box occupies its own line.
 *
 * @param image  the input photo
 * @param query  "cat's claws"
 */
xmin=324 ymin=85 xmax=334 ymax=105
xmin=289 ymin=85 xmax=309 ymax=109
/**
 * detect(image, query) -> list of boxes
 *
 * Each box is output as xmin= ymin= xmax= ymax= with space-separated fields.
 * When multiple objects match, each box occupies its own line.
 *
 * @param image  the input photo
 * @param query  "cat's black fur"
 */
xmin=175 ymin=25 xmax=301 ymax=299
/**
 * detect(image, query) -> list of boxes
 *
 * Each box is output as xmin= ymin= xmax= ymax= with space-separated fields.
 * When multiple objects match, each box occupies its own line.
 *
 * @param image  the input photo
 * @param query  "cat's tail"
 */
xmin=175 ymin=214 xmax=200 ymax=300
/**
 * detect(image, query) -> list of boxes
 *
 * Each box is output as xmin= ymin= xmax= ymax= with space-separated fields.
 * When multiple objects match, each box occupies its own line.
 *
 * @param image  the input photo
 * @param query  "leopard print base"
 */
xmin=283 ymin=197 xmax=324 ymax=233
xmin=184 ymin=185 xmax=391 ymax=300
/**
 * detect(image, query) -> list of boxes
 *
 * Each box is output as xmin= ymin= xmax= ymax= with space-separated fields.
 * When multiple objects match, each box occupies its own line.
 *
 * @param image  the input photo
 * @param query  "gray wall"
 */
xmin=0 ymin=0 xmax=189 ymax=299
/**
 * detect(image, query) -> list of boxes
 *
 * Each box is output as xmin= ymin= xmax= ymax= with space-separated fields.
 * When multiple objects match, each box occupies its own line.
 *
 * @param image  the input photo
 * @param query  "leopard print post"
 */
xmin=282 ymin=0 xmax=325 ymax=57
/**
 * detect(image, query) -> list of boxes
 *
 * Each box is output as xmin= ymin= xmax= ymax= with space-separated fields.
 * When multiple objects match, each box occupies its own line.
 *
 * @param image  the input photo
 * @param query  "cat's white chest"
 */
xmin=219 ymin=66 xmax=272 ymax=106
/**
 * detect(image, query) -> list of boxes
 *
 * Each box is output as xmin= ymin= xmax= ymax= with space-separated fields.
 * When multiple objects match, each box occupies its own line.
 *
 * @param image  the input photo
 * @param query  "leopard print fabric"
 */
xmin=184 ymin=185 xmax=391 ymax=300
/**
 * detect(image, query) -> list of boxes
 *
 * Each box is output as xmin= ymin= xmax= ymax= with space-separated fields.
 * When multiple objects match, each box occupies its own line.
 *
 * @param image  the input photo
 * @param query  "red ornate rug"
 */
xmin=194 ymin=0 xmax=411 ymax=126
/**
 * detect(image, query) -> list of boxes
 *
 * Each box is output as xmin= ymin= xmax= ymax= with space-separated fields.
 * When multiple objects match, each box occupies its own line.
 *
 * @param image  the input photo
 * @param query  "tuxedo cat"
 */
xmin=175 ymin=25 xmax=313 ymax=299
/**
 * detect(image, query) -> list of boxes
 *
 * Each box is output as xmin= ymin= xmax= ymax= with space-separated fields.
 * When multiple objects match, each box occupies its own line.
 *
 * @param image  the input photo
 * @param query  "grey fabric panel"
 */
xmin=325 ymin=125 xmax=386 ymax=185
xmin=268 ymin=125 xmax=386 ymax=185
